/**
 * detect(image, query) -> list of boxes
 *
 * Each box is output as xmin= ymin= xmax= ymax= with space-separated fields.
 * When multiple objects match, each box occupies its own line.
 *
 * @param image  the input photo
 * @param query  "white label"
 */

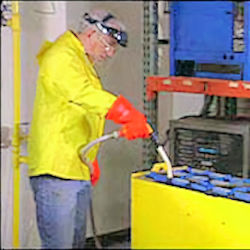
xmin=243 ymin=82 xmax=250 ymax=90
xmin=201 ymin=161 xmax=213 ymax=166
xmin=183 ymin=80 xmax=192 ymax=86
xmin=229 ymin=81 xmax=239 ymax=88
xmin=163 ymin=79 xmax=171 ymax=85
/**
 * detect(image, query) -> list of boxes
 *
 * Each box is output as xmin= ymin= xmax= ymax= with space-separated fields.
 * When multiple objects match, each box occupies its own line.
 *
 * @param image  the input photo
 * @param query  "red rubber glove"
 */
xmin=91 ymin=159 xmax=100 ymax=186
xmin=106 ymin=95 xmax=152 ymax=140
xmin=120 ymin=122 xmax=152 ymax=140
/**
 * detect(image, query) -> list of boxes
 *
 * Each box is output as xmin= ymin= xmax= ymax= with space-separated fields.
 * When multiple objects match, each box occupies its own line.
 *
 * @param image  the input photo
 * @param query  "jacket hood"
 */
xmin=36 ymin=40 xmax=54 ymax=65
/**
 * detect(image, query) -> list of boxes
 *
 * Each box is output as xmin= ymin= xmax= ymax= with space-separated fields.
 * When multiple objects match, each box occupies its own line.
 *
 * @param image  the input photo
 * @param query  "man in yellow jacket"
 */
xmin=28 ymin=9 xmax=151 ymax=249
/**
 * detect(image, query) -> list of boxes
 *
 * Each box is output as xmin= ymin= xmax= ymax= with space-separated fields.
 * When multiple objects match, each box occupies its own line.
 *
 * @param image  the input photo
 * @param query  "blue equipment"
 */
xmin=169 ymin=1 xmax=250 ymax=80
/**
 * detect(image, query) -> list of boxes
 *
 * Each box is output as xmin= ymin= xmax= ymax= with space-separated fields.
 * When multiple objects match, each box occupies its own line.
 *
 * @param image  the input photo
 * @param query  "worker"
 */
xmin=28 ymin=9 xmax=151 ymax=249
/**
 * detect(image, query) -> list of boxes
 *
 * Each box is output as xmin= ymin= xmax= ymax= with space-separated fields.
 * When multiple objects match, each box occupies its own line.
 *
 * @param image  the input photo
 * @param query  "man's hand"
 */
xmin=106 ymin=95 xmax=153 ymax=140
xmin=120 ymin=121 xmax=152 ymax=140
xmin=91 ymin=159 xmax=100 ymax=186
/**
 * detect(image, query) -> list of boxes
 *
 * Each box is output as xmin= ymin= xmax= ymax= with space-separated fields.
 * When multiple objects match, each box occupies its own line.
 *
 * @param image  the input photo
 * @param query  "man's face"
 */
xmin=90 ymin=31 xmax=118 ymax=63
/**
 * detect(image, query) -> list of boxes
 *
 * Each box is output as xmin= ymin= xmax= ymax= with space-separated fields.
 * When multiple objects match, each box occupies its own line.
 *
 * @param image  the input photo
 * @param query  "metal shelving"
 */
xmin=142 ymin=1 xmax=159 ymax=168
xmin=146 ymin=76 xmax=250 ymax=100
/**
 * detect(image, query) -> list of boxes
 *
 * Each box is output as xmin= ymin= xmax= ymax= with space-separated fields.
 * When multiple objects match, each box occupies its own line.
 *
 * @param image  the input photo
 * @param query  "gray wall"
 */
xmin=1 ymin=2 xmax=67 ymax=248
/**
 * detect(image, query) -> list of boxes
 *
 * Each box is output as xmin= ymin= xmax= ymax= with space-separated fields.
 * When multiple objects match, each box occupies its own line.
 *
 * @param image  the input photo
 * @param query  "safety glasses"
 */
xmin=95 ymin=22 xmax=127 ymax=47
xmin=97 ymin=34 xmax=117 ymax=53
xmin=84 ymin=13 xmax=128 ymax=47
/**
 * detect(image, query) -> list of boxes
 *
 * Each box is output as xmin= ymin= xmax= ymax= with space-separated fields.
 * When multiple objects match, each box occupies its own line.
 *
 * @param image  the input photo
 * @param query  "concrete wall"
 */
xmin=1 ymin=2 xmax=67 ymax=248
xmin=1 ymin=26 xmax=14 ymax=248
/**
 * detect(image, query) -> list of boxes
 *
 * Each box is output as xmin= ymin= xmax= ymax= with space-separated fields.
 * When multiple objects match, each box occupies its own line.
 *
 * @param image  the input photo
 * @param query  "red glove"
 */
xmin=91 ymin=159 xmax=100 ymax=186
xmin=120 ymin=122 xmax=152 ymax=140
xmin=106 ymin=95 xmax=152 ymax=140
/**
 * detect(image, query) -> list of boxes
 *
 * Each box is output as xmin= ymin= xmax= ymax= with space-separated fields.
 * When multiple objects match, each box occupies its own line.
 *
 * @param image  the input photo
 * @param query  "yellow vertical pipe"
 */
xmin=10 ymin=1 xmax=21 ymax=248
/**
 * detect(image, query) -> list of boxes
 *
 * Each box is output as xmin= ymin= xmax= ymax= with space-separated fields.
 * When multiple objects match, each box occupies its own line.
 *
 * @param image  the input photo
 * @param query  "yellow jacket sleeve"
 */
xmin=40 ymin=47 xmax=117 ymax=117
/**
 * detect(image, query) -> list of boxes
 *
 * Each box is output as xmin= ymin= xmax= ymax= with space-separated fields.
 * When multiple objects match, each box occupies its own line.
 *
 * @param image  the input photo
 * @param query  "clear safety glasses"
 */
xmin=97 ymin=34 xmax=118 ymax=53
xmin=83 ymin=13 xmax=128 ymax=47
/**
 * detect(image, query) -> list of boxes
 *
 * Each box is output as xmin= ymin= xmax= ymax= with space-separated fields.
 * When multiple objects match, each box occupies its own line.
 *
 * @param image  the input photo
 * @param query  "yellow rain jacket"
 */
xmin=28 ymin=31 xmax=117 ymax=180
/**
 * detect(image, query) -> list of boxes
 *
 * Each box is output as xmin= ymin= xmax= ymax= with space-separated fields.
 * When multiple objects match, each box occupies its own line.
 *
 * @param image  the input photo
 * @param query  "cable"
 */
xmin=200 ymin=95 xmax=214 ymax=117
xmin=1 ymin=1 xmax=12 ymax=26
xmin=89 ymin=198 xmax=102 ymax=249
xmin=162 ymin=129 xmax=170 ymax=147
xmin=81 ymin=158 xmax=102 ymax=249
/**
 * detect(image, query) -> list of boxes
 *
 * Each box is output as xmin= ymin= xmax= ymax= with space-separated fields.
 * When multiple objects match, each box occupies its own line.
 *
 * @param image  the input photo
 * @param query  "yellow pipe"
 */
xmin=20 ymin=156 xmax=29 ymax=164
xmin=9 ymin=1 xmax=22 ymax=248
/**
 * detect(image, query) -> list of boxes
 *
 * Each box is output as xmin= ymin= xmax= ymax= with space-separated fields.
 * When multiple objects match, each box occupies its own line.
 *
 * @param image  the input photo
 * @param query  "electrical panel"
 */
xmin=169 ymin=1 xmax=250 ymax=80
xmin=169 ymin=117 xmax=250 ymax=177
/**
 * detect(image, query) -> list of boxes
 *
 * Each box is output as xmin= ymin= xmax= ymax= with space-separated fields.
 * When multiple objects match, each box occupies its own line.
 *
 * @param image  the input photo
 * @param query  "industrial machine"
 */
xmin=169 ymin=117 xmax=250 ymax=177
xmin=169 ymin=1 xmax=250 ymax=80
xmin=167 ymin=1 xmax=250 ymax=118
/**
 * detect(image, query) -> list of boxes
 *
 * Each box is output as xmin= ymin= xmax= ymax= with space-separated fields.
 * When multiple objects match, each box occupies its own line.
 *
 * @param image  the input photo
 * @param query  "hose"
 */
xmin=79 ymin=128 xmax=172 ymax=248
xmin=79 ymin=131 xmax=120 ymax=173
xmin=79 ymin=131 xmax=120 ymax=249
xmin=147 ymin=119 xmax=173 ymax=179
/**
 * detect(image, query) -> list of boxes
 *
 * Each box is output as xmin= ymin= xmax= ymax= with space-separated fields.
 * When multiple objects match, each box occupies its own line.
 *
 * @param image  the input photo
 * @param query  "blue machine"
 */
xmin=170 ymin=1 xmax=250 ymax=80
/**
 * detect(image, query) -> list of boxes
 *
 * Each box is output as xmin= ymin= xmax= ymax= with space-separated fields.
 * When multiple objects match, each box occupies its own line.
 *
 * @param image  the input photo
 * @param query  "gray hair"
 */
xmin=77 ymin=9 xmax=126 ymax=34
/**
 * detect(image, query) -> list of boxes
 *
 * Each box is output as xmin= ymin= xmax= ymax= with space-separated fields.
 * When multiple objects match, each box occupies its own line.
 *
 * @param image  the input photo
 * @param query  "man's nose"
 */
xmin=106 ymin=47 xmax=116 ymax=57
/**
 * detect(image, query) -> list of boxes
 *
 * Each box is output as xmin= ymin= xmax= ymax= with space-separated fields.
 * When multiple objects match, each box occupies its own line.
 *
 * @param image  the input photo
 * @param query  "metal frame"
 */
xmin=142 ymin=1 xmax=159 ymax=168
xmin=146 ymin=76 xmax=250 ymax=100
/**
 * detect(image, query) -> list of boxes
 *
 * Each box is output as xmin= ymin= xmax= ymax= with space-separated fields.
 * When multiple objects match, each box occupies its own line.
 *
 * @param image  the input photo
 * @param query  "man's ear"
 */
xmin=87 ymin=29 xmax=96 ymax=38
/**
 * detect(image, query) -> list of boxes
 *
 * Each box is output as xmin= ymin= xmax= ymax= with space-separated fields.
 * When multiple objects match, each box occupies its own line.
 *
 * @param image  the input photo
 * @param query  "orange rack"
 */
xmin=146 ymin=76 xmax=250 ymax=100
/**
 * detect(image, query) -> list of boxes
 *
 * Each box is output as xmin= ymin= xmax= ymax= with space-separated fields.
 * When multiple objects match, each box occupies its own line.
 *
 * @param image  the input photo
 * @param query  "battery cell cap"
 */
xmin=211 ymin=187 xmax=232 ymax=197
xmin=171 ymin=178 xmax=190 ymax=187
xmin=234 ymin=192 xmax=250 ymax=202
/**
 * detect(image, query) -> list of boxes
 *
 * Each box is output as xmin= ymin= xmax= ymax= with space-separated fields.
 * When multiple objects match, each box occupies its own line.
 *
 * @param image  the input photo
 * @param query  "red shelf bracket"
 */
xmin=146 ymin=76 xmax=250 ymax=100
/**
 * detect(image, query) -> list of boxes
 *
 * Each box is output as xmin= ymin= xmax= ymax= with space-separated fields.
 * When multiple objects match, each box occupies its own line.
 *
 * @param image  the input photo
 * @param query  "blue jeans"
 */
xmin=30 ymin=175 xmax=91 ymax=249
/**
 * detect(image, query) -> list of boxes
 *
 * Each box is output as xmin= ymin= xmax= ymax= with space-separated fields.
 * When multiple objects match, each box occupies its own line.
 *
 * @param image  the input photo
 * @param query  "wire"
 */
xmin=89 ymin=199 xmax=102 ymax=249
xmin=1 ymin=1 xmax=12 ymax=26
xmin=200 ymin=95 xmax=214 ymax=117
xmin=162 ymin=129 xmax=170 ymax=147
xmin=78 ymin=157 xmax=102 ymax=249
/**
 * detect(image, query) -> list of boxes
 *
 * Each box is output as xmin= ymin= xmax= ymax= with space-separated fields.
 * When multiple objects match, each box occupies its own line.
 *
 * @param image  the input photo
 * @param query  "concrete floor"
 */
xmin=85 ymin=229 xmax=131 ymax=249
xmin=106 ymin=240 xmax=130 ymax=249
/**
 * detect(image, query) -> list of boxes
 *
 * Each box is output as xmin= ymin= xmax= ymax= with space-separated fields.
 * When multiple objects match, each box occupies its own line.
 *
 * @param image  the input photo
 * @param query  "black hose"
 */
xmin=89 ymin=196 xmax=102 ymax=249
xmin=80 ymin=159 xmax=103 ymax=249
